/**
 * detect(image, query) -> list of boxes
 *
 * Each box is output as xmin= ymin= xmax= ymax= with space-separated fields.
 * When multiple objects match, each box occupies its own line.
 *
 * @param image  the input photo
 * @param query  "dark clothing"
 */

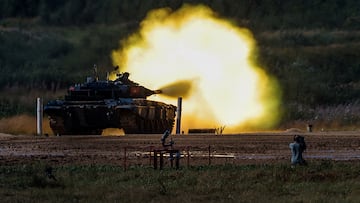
xmin=289 ymin=142 xmax=304 ymax=165
xmin=290 ymin=141 xmax=307 ymax=165
xmin=290 ymin=135 xmax=307 ymax=166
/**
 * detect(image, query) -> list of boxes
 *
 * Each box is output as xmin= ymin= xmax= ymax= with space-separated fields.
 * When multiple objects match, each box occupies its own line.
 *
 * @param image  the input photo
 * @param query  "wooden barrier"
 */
xmin=188 ymin=128 xmax=216 ymax=134
xmin=153 ymin=149 xmax=180 ymax=170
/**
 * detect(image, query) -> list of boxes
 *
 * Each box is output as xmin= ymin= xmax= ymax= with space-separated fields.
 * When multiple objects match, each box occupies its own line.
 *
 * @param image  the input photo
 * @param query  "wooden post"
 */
xmin=160 ymin=152 xmax=164 ymax=170
xmin=187 ymin=146 xmax=190 ymax=168
xmin=170 ymin=151 xmax=174 ymax=168
xmin=175 ymin=150 xmax=180 ymax=169
xmin=153 ymin=150 xmax=158 ymax=169
xmin=123 ymin=147 xmax=127 ymax=171
xmin=153 ymin=149 xmax=180 ymax=170
xmin=208 ymin=145 xmax=211 ymax=166
xmin=176 ymin=97 xmax=182 ymax=134
xmin=149 ymin=146 xmax=153 ymax=166
xmin=36 ymin=98 xmax=43 ymax=136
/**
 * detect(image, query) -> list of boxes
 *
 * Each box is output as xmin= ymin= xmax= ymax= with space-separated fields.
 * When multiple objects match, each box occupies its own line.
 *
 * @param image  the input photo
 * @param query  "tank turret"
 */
xmin=44 ymin=70 xmax=176 ymax=135
xmin=66 ymin=72 xmax=160 ymax=101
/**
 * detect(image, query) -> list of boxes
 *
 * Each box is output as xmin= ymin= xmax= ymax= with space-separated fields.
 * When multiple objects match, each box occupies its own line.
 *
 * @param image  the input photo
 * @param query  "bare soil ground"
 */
xmin=1 ymin=131 xmax=360 ymax=167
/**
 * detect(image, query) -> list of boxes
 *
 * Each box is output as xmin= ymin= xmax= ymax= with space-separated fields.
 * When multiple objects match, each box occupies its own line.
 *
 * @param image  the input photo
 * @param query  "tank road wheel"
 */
xmin=60 ymin=115 xmax=102 ymax=135
xmin=132 ymin=119 xmax=153 ymax=134
xmin=62 ymin=116 xmax=78 ymax=135
xmin=153 ymin=120 xmax=159 ymax=133
xmin=142 ymin=120 xmax=152 ymax=133
xmin=137 ymin=118 xmax=146 ymax=133
xmin=149 ymin=120 xmax=156 ymax=133
xmin=49 ymin=116 xmax=66 ymax=136
xmin=76 ymin=128 xmax=103 ymax=135
xmin=94 ymin=129 xmax=103 ymax=135
xmin=119 ymin=114 xmax=139 ymax=134
xmin=89 ymin=129 xmax=103 ymax=135
xmin=124 ymin=118 xmax=174 ymax=134
xmin=156 ymin=119 xmax=163 ymax=133
xmin=122 ymin=122 xmax=140 ymax=134
xmin=167 ymin=120 xmax=175 ymax=131
xmin=161 ymin=120 xmax=168 ymax=132
xmin=147 ymin=119 xmax=162 ymax=134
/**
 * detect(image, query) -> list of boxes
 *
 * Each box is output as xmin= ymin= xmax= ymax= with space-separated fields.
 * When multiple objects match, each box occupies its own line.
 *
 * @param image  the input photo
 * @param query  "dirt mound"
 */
xmin=285 ymin=128 xmax=304 ymax=133
xmin=0 ymin=133 xmax=14 ymax=137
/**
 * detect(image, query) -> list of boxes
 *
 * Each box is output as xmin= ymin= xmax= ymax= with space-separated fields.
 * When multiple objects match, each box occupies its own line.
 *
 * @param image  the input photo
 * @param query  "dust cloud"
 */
xmin=0 ymin=114 xmax=52 ymax=135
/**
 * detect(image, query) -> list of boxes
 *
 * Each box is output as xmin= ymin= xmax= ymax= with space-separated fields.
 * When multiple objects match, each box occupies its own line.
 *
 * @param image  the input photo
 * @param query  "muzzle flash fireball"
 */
xmin=112 ymin=5 xmax=281 ymax=133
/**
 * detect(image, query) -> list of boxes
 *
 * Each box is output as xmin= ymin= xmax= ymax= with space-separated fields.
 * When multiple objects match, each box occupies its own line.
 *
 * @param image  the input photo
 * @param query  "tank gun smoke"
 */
xmin=157 ymin=80 xmax=194 ymax=98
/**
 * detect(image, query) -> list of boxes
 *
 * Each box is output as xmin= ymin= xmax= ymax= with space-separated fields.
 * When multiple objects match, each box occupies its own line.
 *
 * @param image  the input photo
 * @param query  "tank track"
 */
xmin=48 ymin=114 xmax=175 ymax=135
xmin=49 ymin=115 xmax=103 ymax=135
xmin=121 ymin=99 xmax=176 ymax=134
xmin=47 ymin=99 xmax=176 ymax=135
xmin=119 ymin=115 xmax=175 ymax=134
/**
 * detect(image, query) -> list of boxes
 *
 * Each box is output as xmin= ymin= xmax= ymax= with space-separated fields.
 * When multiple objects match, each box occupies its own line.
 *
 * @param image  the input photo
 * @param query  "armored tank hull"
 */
xmin=44 ymin=71 xmax=177 ymax=135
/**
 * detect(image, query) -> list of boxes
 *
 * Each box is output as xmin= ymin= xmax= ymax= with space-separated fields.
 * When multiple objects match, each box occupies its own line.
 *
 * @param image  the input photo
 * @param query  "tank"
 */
xmin=44 ymin=71 xmax=177 ymax=135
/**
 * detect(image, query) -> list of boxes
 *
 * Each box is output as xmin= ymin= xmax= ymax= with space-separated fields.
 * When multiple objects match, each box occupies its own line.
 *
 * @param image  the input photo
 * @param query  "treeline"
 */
xmin=1 ymin=0 xmax=360 ymax=30
xmin=0 ymin=25 xmax=125 ymax=90
xmin=257 ymin=30 xmax=360 ymax=106
xmin=255 ymin=30 xmax=360 ymax=124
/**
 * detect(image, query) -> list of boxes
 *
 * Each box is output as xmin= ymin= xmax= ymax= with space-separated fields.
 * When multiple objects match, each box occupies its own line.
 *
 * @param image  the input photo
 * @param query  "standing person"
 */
xmin=289 ymin=135 xmax=307 ymax=166
xmin=161 ymin=130 xmax=174 ymax=147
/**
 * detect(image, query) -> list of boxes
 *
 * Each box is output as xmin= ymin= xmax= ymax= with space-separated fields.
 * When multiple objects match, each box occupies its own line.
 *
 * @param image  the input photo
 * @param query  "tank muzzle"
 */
xmin=154 ymin=90 xmax=162 ymax=94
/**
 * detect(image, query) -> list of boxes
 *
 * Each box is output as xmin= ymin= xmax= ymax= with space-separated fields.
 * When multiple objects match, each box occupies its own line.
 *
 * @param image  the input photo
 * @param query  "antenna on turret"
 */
xmin=106 ymin=72 xmax=109 ymax=81
xmin=93 ymin=64 xmax=99 ymax=81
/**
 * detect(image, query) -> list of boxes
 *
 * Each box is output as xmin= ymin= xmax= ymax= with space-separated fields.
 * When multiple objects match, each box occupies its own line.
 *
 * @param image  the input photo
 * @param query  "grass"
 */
xmin=1 ymin=161 xmax=360 ymax=202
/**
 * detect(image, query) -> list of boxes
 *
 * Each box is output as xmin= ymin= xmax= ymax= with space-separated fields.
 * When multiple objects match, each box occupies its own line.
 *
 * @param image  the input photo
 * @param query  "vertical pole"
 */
xmin=154 ymin=150 xmax=157 ymax=170
xmin=175 ymin=150 xmax=180 ymax=169
xmin=176 ymin=97 xmax=182 ymax=134
xmin=36 ymin=97 xmax=43 ymax=136
xmin=170 ymin=151 xmax=174 ymax=168
xmin=160 ymin=152 xmax=164 ymax=170
xmin=208 ymin=145 xmax=211 ymax=166
xmin=154 ymin=150 xmax=158 ymax=169
xmin=187 ymin=146 xmax=190 ymax=168
xmin=149 ymin=146 xmax=153 ymax=166
xmin=123 ymin=147 xmax=127 ymax=171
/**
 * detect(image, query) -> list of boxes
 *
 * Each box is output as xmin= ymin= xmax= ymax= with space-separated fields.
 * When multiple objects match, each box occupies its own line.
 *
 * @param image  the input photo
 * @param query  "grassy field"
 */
xmin=1 ymin=161 xmax=360 ymax=202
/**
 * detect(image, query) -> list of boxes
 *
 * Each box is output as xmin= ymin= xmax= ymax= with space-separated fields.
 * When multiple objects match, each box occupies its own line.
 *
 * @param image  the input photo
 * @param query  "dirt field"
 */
xmin=1 ymin=131 xmax=360 ymax=167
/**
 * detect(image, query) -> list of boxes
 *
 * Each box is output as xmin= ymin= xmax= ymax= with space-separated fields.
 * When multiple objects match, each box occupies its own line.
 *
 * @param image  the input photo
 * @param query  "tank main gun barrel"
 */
xmin=146 ymin=89 xmax=163 ymax=97
xmin=154 ymin=90 xmax=162 ymax=94
xmin=131 ymin=87 xmax=163 ymax=98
